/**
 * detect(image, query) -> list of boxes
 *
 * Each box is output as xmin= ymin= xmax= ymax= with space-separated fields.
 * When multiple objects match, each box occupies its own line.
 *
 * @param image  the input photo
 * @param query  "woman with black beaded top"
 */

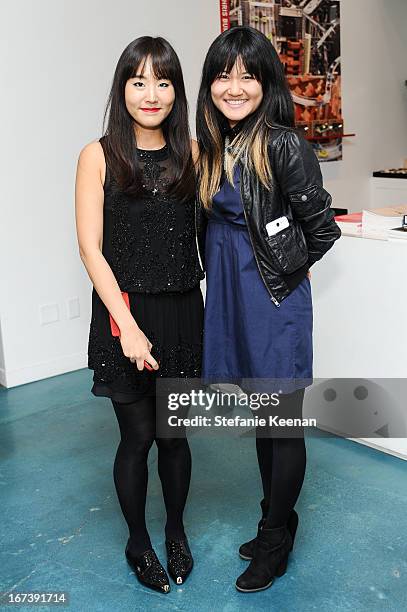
xmin=75 ymin=37 xmax=204 ymax=594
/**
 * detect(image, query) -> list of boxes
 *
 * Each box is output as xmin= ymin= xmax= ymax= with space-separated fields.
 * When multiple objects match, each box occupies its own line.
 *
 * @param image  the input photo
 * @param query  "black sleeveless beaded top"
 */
xmin=100 ymin=139 xmax=204 ymax=293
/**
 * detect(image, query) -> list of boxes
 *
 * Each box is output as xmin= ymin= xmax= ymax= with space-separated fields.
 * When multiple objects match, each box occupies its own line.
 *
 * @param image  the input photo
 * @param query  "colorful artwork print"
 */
xmin=221 ymin=0 xmax=343 ymax=161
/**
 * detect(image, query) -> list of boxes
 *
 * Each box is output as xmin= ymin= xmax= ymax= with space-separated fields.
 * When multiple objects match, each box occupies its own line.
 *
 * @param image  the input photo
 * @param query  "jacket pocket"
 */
xmin=287 ymin=184 xmax=319 ymax=204
xmin=265 ymin=223 xmax=308 ymax=274
xmin=287 ymin=184 xmax=332 ymax=220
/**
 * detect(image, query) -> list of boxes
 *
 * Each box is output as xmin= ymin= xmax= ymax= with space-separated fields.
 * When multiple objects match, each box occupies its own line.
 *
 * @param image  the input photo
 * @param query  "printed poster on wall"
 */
xmin=219 ymin=0 xmax=343 ymax=162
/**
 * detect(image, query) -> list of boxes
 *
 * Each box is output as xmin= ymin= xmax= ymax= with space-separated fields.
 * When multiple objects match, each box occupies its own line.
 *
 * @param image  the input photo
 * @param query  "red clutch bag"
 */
xmin=109 ymin=292 xmax=130 ymax=336
xmin=109 ymin=292 xmax=158 ymax=371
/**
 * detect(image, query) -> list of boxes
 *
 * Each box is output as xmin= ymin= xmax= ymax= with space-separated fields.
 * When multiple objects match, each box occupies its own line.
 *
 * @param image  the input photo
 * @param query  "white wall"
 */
xmin=323 ymin=0 xmax=407 ymax=210
xmin=1 ymin=0 xmax=407 ymax=387
xmin=0 ymin=319 xmax=6 ymax=386
xmin=0 ymin=0 xmax=219 ymax=387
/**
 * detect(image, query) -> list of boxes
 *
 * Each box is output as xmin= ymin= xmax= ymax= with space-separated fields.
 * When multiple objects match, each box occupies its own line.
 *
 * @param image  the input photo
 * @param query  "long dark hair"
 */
xmin=196 ymin=26 xmax=295 ymax=207
xmin=102 ymin=36 xmax=195 ymax=201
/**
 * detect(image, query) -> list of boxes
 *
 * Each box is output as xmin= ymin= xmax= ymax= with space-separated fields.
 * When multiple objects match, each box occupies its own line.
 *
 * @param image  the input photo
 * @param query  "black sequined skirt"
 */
xmin=87 ymin=285 xmax=204 ymax=403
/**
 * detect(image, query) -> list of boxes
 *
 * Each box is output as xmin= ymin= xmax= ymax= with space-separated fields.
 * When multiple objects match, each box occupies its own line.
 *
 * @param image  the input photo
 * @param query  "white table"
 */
xmin=307 ymin=234 xmax=407 ymax=460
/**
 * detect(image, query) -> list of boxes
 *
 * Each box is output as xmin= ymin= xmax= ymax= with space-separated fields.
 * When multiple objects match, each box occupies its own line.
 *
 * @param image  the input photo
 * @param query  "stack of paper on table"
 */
xmin=362 ymin=205 xmax=407 ymax=239
xmin=334 ymin=212 xmax=362 ymax=236
xmin=387 ymin=227 xmax=407 ymax=242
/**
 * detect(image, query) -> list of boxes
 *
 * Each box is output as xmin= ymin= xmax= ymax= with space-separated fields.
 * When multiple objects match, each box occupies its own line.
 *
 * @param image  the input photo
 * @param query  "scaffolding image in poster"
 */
xmin=221 ymin=1 xmax=343 ymax=162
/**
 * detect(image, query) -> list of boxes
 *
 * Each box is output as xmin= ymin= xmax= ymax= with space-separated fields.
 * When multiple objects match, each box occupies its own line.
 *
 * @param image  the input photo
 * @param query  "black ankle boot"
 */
xmin=236 ymin=525 xmax=292 ymax=593
xmin=166 ymin=538 xmax=194 ymax=584
xmin=238 ymin=498 xmax=268 ymax=560
xmin=239 ymin=508 xmax=298 ymax=560
xmin=125 ymin=542 xmax=170 ymax=593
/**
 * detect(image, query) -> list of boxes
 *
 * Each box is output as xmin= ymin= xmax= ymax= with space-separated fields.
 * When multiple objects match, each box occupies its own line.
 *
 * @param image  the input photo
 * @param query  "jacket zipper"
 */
xmin=240 ymin=184 xmax=280 ymax=308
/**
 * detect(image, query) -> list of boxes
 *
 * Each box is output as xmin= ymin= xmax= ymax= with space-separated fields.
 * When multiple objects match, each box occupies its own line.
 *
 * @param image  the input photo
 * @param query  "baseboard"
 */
xmin=350 ymin=437 xmax=407 ymax=462
xmin=316 ymin=424 xmax=407 ymax=461
xmin=3 ymin=353 xmax=88 ymax=388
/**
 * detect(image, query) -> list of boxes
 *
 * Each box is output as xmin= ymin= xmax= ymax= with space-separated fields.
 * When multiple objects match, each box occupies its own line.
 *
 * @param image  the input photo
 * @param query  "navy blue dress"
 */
xmin=202 ymin=167 xmax=313 ymax=394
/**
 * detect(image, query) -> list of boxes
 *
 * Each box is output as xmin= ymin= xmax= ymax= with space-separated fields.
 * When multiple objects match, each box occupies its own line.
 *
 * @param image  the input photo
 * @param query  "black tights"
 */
xmin=254 ymin=388 xmax=307 ymax=528
xmin=112 ymin=396 xmax=191 ymax=556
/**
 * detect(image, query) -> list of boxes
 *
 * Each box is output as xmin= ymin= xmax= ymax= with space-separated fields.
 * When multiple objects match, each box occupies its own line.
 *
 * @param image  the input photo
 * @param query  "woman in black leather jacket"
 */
xmin=196 ymin=26 xmax=341 ymax=593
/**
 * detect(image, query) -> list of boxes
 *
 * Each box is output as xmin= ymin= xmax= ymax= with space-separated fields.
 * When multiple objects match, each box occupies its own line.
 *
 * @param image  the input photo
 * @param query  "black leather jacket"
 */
xmin=196 ymin=126 xmax=341 ymax=306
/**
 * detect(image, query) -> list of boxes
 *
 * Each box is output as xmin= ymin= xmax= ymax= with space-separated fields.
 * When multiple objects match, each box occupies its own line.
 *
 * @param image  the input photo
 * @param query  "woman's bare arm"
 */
xmin=75 ymin=141 xmax=158 ymax=370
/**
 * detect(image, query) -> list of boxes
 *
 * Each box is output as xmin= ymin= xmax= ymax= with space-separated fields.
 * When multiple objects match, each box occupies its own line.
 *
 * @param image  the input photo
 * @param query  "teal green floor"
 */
xmin=1 ymin=369 xmax=406 ymax=611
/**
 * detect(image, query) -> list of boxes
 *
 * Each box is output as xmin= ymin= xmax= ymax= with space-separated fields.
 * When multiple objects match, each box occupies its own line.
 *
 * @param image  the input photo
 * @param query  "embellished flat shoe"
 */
xmin=165 ymin=539 xmax=194 ymax=584
xmin=125 ymin=542 xmax=170 ymax=594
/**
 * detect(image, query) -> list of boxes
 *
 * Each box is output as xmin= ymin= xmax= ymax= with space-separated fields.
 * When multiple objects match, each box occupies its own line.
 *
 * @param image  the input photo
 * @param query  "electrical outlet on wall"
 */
xmin=40 ymin=303 xmax=60 ymax=325
xmin=67 ymin=297 xmax=80 ymax=319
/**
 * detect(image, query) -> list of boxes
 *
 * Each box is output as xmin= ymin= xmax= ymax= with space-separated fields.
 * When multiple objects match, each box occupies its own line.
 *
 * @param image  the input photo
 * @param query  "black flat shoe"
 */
xmin=165 ymin=539 xmax=194 ymax=585
xmin=239 ymin=508 xmax=298 ymax=560
xmin=236 ymin=525 xmax=292 ymax=593
xmin=125 ymin=542 xmax=170 ymax=594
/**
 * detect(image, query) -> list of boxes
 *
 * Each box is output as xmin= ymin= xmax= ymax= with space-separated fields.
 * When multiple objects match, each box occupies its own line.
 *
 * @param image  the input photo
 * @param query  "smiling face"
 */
xmin=210 ymin=57 xmax=263 ymax=127
xmin=124 ymin=55 xmax=175 ymax=131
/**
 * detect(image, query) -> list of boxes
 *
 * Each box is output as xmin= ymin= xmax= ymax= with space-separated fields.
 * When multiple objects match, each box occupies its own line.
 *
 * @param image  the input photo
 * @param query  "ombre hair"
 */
xmin=196 ymin=27 xmax=295 ymax=208
xmin=102 ymin=36 xmax=195 ymax=201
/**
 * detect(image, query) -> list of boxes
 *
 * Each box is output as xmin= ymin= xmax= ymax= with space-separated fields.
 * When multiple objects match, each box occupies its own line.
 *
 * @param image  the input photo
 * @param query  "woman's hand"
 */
xmin=307 ymin=270 xmax=311 ymax=280
xmin=119 ymin=323 xmax=159 ymax=371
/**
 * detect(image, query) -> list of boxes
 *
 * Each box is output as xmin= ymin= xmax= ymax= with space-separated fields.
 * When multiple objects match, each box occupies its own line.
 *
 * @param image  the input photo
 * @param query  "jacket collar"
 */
xmin=219 ymin=114 xmax=248 ymax=142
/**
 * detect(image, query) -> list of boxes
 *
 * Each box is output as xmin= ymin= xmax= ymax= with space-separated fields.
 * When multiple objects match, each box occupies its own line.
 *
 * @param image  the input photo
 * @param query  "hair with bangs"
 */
xmin=102 ymin=36 xmax=195 ymax=201
xmin=196 ymin=26 xmax=295 ymax=208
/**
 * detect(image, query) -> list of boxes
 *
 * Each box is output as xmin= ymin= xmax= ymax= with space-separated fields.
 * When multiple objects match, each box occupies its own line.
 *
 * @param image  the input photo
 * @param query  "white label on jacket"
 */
xmin=266 ymin=216 xmax=289 ymax=236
